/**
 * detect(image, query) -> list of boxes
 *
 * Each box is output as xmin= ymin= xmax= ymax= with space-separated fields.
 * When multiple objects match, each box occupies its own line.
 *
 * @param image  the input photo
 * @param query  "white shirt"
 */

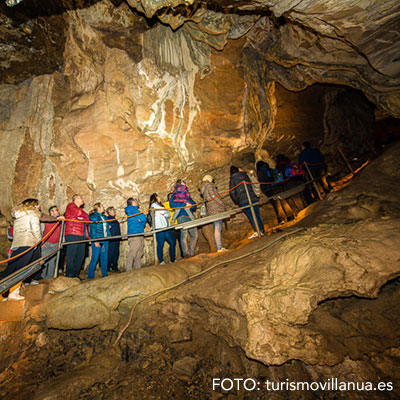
xmin=151 ymin=202 xmax=171 ymax=229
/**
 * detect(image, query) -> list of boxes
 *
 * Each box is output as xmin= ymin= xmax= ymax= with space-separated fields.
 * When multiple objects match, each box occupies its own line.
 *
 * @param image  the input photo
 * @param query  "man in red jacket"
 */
xmin=64 ymin=194 xmax=89 ymax=278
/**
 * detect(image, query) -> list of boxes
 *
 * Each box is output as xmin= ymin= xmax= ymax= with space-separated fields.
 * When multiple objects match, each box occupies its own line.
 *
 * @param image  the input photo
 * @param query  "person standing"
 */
xmin=170 ymin=181 xmax=198 ymax=258
xmin=229 ymin=166 xmax=265 ymax=239
xmin=163 ymin=193 xmax=184 ymax=258
xmin=87 ymin=203 xmax=109 ymax=280
xmin=0 ymin=199 xmax=42 ymax=299
xmin=149 ymin=193 xmax=176 ymax=265
xmin=257 ymin=160 xmax=290 ymax=224
xmin=64 ymin=194 xmax=89 ymax=278
xmin=200 ymin=175 xmax=227 ymax=252
xmin=105 ymin=206 xmax=121 ymax=272
xmin=1 ymin=198 xmax=42 ymax=276
xmin=125 ymin=198 xmax=147 ymax=270
xmin=41 ymin=205 xmax=62 ymax=279
xmin=274 ymin=154 xmax=300 ymax=220
xmin=298 ymin=141 xmax=332 ymax=198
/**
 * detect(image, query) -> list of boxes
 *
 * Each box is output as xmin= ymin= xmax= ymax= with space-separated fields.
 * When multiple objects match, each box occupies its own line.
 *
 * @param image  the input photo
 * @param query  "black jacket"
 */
xmin=257 ymin=164 xmax=274 ymax=196
xmin=106 ymin=215 xmax=121 ymax=239
xmin=229 ymin=171 xmax=258 ymax=206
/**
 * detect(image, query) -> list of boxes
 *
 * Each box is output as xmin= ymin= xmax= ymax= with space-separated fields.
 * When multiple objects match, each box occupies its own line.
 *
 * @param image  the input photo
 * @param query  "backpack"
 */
xmin=258 ymin=166 xmax=274 ymax=183
xmin=285 ymin=162 xmax=305 ymax=178
xmin=271 ymin=169 xmax=284 ymax=183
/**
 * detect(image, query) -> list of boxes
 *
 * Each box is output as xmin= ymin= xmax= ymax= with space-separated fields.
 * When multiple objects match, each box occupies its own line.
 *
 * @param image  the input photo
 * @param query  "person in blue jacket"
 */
xmin=88 ymin=203 xmax=110 ymax=279
xmin=125 ymin=197 xmax=147 ymax=270
xmin=169 ymin=181 xmax=198 ymax=258
xmin=105 ymin=206 xmax=121 ymax=272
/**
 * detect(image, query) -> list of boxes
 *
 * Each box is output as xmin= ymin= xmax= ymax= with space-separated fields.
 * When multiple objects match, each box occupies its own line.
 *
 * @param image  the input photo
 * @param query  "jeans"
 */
xmin=242 ymin=204 xmax=265 ymax=234
xmin=213 ymin=220 xmax=223 ymax=250
xmin=65 ymin=235 xmax=86 ymax=278
xmin=156 ymin=230 xmax=176 ymax=263
xmin=108 ymin=240 xmax=120 ymax=271
xmin=0 ymin=246 xmax=41 ymax=280
xmin=41 ymin=242 xmax=58 ymax=279
xmin=126 ymin=236 xmax=144 ymax=270
xmin=177 ymin=216 xmax=198 ymax=257
xmin=88 ymin=241 xmax=108 ymax=279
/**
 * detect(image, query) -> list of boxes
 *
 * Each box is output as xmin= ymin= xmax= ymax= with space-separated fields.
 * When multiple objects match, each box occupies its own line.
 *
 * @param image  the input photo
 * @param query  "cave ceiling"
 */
xmin=1 ymin=0 xmax=399 ymax=117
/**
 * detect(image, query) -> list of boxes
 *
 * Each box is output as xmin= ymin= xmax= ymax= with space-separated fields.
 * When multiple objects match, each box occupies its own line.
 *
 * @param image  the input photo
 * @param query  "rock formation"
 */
xmin=1 ymin=0 xmax=400 ymax=393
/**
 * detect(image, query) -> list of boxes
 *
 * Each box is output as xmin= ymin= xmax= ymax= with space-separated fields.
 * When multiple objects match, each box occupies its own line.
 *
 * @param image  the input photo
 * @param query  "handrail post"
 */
xmin=243 ymin=181 xmax=261 ymax=238
xmin=151 ymin=210 xmax=158 ymax=265
xmin=337 ymin=146 xmax=354 ymax=173
xmin=54 ymin=219 xmax=65 ymax=278
xmin=304 ymin=163 xmax=323 ymax=201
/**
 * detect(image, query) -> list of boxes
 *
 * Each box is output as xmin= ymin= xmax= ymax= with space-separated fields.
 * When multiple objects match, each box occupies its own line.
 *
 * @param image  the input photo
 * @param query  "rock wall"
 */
xmin=0 ymin=0 xmax=250 ymax=220
xmin=262 ymin=83 xmax=325 ymax=160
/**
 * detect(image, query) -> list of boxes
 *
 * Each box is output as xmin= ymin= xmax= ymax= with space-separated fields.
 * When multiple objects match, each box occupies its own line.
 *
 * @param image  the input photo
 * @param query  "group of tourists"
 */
xmin=1 ymin=141 xmax=330 ymax=299
xmin=255 ymin=141 xmax=332 ymax=224
xmin=0 ymin=197 xmax=122 ymax=286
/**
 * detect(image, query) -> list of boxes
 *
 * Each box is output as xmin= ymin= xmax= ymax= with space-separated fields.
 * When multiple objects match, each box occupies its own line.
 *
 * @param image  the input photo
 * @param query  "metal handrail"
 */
xmin=0 ymin=178 xmax=319 ymax=295
xmin=0 ymin=246 xmax=60 ymax=294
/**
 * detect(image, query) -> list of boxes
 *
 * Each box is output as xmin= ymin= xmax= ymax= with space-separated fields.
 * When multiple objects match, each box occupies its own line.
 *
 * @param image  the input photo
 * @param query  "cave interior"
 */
xmin=0 ymin=0 xmax=400 ymax=399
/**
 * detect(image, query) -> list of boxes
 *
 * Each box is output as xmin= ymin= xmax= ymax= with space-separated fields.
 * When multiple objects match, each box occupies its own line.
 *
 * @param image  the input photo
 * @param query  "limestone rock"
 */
xmin=0 ymin=3 xmax=66 ymax=85
xmin=33 ymin=348 xmax=121 ymax=400
xmin=40 ymin=258 xmax=205 ymax=330
xmin=145 ymin=143 xmax=400 ymax=367
xmin=47 ymin=277 xmax=81 ymax=294
xmin=244 ymin=17 xmax=400 ymax=118
xmin=172 ymin=356 xmax=199 ymax=381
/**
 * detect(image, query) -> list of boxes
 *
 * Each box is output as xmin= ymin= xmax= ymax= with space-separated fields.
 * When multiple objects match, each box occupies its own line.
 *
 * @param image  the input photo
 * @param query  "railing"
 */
xmin=0 ymin=162 xmax=347 ymax=296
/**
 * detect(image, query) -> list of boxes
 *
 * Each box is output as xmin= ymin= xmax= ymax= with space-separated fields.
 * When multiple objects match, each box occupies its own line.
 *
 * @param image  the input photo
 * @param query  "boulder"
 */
xmin=172 ymin=357 xmax=199 ymax=381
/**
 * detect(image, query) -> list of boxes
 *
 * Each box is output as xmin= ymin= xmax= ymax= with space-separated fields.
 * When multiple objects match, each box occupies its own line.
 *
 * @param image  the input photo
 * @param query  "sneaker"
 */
xmin=248 ymin=232 xmax=259 ymax=240
xmin=160 ymin=261 xmax=166 ymax=265
xmin=217 ymin=248 xmax=228 ymax=252
xmin=30 ymin=280 xmax=40 ymax=285
xmin=8 ymin=287 xmax=25 ymax=301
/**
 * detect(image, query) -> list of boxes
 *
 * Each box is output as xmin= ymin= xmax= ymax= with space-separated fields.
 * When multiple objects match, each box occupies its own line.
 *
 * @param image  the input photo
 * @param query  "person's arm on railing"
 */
xmin=40 ymin=213 xmax=57 ymax=222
